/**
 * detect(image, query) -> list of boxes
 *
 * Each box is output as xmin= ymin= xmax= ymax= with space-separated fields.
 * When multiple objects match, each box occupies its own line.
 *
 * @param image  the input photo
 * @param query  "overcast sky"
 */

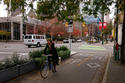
xmin=0 ymin=0 xmax=115 ymax=19
xmin=0 ymin=0 xmax=7 ymax=17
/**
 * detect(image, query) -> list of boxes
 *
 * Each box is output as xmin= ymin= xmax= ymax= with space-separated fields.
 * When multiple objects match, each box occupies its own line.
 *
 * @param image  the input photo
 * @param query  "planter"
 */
xmin=19 ymin=62 xmax=36 ymax=75
xmin=0 ymin=66 xmax=19 ymax=83
xmin=0 ymin=62 xmax=36 ymax=83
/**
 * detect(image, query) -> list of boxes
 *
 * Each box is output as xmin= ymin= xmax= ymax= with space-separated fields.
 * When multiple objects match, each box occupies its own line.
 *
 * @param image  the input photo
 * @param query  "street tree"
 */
xmin=36 ymin=0 xmax=83 ymax=39
xmin=103 ymin=22 xmax=113 ymax=43
xmin=3 ymin=0 xmax=34 ymax=16
xmin=36 ymin=0 xmax=83 ymax=22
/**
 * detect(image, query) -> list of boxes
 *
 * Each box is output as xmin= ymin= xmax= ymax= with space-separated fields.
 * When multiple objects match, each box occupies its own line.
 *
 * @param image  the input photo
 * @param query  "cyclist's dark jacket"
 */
xmin=44 ymin=43 xmax=52 ymax=54
xmin=44 ymin=43 xmax=59 ymax=64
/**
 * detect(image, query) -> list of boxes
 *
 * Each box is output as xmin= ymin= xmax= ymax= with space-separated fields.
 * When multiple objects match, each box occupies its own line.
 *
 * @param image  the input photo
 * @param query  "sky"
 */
xmin=0 ymin=0 xmax=115 ymax=19
xmin=0 ymin=0 xmax=7 ymax=17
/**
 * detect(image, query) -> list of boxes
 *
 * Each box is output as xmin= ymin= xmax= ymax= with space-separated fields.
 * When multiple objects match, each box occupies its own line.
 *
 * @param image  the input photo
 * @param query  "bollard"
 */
xmin=58 ymin=57 xmax=61 ymax=64
xmin=118 ymin=47 xmax=121 ymax=60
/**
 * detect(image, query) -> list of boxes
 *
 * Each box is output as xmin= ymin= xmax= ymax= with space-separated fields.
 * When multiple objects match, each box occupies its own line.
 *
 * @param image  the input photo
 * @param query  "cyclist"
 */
xmin=44 ymin=39 xmax=58 ymax=72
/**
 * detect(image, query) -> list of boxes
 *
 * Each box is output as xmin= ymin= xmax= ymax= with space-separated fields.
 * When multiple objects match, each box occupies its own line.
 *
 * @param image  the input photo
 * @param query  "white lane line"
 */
xmin=0 ymin=52 xmax=28 ymax=55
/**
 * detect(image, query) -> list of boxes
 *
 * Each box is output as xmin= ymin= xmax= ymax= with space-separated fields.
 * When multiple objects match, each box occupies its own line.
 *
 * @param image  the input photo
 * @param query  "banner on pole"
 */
xmin=99 ymin=22 xmax=107 ymax=30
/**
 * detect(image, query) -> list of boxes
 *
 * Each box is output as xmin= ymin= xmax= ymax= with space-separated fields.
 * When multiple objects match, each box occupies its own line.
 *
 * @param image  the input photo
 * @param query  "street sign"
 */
xmin=68 ymin=20 xmax=73 ymax=33
xmin=68 ymin=25 xmax=73 ymax=32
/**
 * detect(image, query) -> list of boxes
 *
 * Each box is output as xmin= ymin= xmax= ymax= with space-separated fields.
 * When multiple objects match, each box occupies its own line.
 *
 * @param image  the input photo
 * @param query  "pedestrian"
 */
xmin=44 ymin=39 xmax=58 ymax=72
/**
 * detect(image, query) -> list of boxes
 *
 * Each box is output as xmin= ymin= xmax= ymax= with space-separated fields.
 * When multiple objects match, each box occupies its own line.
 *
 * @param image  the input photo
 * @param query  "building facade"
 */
xmin=0 ymin=16 xmax=41 ymax=41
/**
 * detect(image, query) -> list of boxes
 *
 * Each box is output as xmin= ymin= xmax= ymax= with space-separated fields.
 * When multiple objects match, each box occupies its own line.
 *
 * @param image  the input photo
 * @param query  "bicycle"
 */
xmin=40 ymin=54 xmax=54 ymax=79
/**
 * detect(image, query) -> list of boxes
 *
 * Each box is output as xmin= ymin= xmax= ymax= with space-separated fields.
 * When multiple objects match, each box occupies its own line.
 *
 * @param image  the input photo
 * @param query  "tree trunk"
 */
xmin=120 ymin=5 xmax=125 ymax=64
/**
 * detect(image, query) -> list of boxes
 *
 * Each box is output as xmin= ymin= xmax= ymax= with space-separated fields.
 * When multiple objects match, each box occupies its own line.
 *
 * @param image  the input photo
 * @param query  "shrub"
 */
xmin=29 ymin=49 xmax=46 ymax=68
xmin=3 ymin=58 xmax=14 ymax=68
xmin=11 ymin=53 xmax=20 ymax=66
xmin=18 ymin=56 xmax=30 ymax=64
xmin=56 ymin=47 xmax=60 ymax=52
xmin=29 ymin=46 xmax=70 ymax=68
xmin=0 ymin=62 xmax=4 ymax=70
xmin=29 ymin=50 xmax=43 ymax=59
xmin=59 ymin=46 xmax=68 ymax=51
xmin=58 ymin=49 xmax=70 ymax=60
xmin=0 ymin=53 xmax=30 ymax=70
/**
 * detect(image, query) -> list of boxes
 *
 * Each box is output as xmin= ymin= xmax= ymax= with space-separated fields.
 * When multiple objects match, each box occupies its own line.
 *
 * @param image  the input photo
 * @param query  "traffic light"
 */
xmin=68 ymin=20 xmax=73 ymax=25
xmin=82 ymin=22 xmax=86 ymax=27
xmin=65 ymin=22 xmax=68 ymax=27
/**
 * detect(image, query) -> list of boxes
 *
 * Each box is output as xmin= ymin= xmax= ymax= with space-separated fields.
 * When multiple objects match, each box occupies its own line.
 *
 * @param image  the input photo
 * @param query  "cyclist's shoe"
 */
xmin=52 ymin=69 xmax=57 ymax=72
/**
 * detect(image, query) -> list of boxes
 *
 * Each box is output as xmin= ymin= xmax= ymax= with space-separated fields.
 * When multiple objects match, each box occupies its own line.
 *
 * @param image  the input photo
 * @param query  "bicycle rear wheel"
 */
xmin=40 ymin=63 xmax=49 ymax=79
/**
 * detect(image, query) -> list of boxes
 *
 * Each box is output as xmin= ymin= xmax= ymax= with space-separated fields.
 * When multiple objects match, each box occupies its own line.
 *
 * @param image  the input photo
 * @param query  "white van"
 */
xmin=24 ymin=34 xmax=47 ymax=47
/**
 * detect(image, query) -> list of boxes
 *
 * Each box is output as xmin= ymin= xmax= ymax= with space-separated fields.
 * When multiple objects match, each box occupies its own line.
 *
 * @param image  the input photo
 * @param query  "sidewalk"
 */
xmin=105 ymin=56 xmax=125 ymax=83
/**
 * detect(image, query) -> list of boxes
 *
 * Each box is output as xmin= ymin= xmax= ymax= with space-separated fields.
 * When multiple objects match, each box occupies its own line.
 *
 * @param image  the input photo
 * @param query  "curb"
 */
xmin=71 ymin=51 xmax=77 ymax=56
xmin=102 ymin=53 xmax=112 ymax=83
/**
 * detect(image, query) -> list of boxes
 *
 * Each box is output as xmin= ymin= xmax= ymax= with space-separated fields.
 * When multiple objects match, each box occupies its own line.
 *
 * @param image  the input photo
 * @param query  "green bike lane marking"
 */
xmin=79 ymin=45 xmax=106 ymax=50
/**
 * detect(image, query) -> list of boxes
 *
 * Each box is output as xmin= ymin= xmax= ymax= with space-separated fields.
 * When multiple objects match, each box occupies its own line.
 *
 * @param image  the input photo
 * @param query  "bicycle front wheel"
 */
xmin=40 ymin=63 xmax=49 ymax=79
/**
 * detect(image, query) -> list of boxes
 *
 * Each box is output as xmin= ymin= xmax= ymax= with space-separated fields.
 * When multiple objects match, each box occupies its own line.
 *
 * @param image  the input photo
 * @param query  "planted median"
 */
xmin=0 ymin=46 xmax=70 ymax=82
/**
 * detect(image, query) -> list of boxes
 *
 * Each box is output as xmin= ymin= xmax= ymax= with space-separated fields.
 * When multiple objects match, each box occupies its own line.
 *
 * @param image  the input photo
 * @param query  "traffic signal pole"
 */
xmin=68 ymin=20 xmax=73 ymax=50
xmin=101 ymin=12 xmax=104 ymax=45
xmin=69 ymin=32 xmax=71 ymax=50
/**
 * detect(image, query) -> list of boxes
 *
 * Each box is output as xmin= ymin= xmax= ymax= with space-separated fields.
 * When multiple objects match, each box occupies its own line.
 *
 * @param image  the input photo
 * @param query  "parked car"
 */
xmin=77 ymin=39 xmax=82 ymax=42
xmin=63 ymin=38 xmax=75 ymax=43
xmin=72 ymin=39 xmax=76 ymax=43
xmin=63 ymin=39 xmax=69 ymax=43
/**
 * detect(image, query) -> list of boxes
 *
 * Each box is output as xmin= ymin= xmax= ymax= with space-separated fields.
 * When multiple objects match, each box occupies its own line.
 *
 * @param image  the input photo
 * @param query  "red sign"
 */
xmin=103 ymin=22 xmax=107 ymax=29
xmin=99 ymin=22 xmax=107 ymax=30
xmin=84 ymin=32 xmax=88 ymax=35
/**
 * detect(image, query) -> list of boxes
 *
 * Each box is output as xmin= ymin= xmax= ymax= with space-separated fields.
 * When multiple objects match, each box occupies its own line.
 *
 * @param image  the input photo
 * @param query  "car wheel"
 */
xmin=28 ymin=45 xmax=31 ymax=48
xmin=37 ymin=42 xmax=41 ymax=47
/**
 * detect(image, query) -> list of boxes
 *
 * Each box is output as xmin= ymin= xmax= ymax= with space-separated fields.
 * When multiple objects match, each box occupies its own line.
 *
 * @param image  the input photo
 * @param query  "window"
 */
xmin=41 ymin=36 xmax=44 ymax=39
xmin=33 ymin=36 xmax=35 ymax=39
xmin=25 ymin=36 xmax=32 ymax=39
xmin=36 ymin=36 xmax=40 ymax=39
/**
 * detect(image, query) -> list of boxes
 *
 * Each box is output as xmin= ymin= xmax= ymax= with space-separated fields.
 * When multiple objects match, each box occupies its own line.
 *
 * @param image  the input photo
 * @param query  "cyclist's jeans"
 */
xmin=48 ymin=56 xmax=53 ymax=70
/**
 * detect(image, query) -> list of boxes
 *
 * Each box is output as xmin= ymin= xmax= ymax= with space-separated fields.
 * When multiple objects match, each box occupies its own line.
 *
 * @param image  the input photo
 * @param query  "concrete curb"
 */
xmin=102 ymin=53 xmax=112 ymax=83
xmin=71 ymin=51 xmax=77 ymax=56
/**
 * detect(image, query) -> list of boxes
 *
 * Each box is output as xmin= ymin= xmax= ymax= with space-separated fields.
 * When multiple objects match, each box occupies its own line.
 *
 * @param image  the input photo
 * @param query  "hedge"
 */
xmin=30 ymin=46 xmax=70 ymax=68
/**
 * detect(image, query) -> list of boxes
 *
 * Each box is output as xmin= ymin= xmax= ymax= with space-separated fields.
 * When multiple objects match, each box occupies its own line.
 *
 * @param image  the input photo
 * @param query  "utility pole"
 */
xmin=68 ymin=20 xmax=73 ymax=50
xmin=9 ymin=0 xmax=14 ymax=40
xmin=101 ymin=11 xmax=104 ymax=45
